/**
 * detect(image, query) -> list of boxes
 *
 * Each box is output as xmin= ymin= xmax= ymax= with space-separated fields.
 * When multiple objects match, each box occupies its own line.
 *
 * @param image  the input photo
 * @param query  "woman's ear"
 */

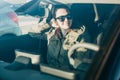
xmin=50 ymin=18 xmax=59 ymax=28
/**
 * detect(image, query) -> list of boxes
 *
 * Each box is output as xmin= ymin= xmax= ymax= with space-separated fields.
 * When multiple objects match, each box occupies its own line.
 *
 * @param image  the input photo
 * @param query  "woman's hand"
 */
xmin=50 ymin=18 xmax=59 ymax=28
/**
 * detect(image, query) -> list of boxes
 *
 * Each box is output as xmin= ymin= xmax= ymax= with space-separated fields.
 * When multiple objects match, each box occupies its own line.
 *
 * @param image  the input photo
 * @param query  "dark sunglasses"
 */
xmin=56 ymin=14 xmax=72 ymax=22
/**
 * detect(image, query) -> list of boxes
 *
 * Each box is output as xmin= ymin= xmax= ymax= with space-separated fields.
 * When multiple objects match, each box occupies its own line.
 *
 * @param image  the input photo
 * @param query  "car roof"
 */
xmin=53 ymin=0 xmax=120 ymax=4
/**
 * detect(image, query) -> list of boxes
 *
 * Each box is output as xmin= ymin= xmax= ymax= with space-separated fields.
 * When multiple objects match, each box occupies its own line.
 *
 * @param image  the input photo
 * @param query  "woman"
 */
xmin=44 ymin=4 xmax=92 ymax=72
xmin=35 ymin=5 xmax=93 ymax=80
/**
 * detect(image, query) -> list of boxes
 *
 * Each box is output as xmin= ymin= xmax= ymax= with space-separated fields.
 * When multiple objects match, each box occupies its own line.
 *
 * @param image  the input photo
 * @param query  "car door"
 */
xmin=83 ymin=5 xmax=120 ymax=80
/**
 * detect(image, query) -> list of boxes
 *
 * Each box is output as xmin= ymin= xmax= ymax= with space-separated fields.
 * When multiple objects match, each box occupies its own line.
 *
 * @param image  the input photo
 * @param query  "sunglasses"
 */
xmin=56 ymin=14 xmax=72 ymax=22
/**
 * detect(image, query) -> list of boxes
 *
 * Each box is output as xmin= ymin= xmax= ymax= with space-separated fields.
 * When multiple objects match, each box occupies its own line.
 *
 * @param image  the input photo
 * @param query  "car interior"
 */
xmin=0 ymin=0 xmax=119 ymax=80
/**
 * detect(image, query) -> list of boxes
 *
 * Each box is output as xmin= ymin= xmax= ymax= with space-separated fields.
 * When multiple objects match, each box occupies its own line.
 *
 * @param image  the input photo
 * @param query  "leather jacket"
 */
xmin=46 ymin=27 xmax=92 ymax=70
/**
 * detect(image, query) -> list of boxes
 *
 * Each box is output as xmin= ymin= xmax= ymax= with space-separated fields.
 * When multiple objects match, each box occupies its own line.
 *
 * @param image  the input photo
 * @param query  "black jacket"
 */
xmin=46 ymin=28 xmax=92 ymax=70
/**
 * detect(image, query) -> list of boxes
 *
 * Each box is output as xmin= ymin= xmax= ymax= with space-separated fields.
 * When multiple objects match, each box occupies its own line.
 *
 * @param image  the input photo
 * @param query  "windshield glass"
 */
xmin=0 ymin=0 xmax=120 ymax=80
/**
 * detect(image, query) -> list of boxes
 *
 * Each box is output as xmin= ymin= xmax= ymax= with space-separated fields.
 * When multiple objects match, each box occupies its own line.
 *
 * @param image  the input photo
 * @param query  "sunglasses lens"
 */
xmin=59 ymin=17 xmax=65 ymax=22
xmin=56 ymin=15 xmax=72 ymax=22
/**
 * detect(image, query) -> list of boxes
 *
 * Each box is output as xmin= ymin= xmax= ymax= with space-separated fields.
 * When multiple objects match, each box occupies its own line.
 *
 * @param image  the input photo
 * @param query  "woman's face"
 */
xmin=55 ymin=8 xmax=72 ymax=29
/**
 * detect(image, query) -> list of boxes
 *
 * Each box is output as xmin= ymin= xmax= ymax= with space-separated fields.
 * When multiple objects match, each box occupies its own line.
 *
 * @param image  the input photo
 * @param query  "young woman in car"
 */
xmin=39 ymin=4 xmax=92 ymax=78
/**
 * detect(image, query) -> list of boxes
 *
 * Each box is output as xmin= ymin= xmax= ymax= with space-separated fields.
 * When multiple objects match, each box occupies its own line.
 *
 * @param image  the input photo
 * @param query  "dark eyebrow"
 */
xmin=56 ymin=14 xmax=71 ymax=18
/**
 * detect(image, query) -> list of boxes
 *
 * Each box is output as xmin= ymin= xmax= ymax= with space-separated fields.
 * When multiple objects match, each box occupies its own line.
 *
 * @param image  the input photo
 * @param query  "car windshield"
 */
xmin=0 ymin=0 xmax=120 ymax=80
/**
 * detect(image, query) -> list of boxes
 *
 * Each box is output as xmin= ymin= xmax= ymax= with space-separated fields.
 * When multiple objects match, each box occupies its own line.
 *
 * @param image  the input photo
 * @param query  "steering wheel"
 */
xmin=68 ymin=42 xmax=100 ymax=68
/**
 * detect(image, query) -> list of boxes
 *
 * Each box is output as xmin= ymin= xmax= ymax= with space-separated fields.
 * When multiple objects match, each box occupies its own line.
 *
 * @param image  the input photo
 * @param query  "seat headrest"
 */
xmin=71 ymin=4 xmax=95 ymax=27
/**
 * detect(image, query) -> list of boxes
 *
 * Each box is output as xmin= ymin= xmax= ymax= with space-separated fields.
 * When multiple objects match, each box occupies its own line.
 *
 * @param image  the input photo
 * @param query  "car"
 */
xmin=4 ymin=0 xmax=40 ymax=34
xmin=0 ymin=0 xmax=22 ymax=38
xmin=0 ymin=0 xmax=120 ymax=80
xmin=15 ymin=0 xmax=42 ymax=34
xmin=17 ymin=15 xmax=40 ymax=34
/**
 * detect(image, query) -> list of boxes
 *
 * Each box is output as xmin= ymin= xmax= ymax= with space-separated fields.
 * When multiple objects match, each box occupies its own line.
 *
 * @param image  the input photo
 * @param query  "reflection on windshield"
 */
xmin=0 ymin=2 xmax=119 ymax=80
